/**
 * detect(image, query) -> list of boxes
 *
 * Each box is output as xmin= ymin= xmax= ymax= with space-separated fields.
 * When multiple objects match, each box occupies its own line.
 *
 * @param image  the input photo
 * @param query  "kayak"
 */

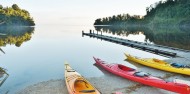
xmin=125 ymin=53 xmax=190 ymax=76
xmin=93 ymin=57 xmax=190 ymax=94
xmin=64 ymin=63 xmax=101 ymax=94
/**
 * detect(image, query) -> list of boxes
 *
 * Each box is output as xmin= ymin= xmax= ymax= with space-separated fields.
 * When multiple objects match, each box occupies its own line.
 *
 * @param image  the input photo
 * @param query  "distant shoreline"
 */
xmin=94 ymin=0 xmax=190 ymax=28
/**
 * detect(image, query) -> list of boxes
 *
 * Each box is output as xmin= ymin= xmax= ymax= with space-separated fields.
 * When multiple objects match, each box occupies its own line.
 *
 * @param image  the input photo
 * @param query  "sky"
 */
xmin=1 ymin=0 xmax=162 ymax=25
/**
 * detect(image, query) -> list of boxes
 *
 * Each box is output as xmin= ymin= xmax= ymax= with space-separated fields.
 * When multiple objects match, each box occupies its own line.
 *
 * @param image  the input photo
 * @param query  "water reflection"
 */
xmin=0 ymin=26 xmax=34 ymax=48
xmin=95 ymin=26 xmax=190 ymax=50
xmin=0 ymin=73 xmax=9 ymax=87
xmin=0 ymin=48 xmax=5 ymax=54
xmin=0 ymin=67 xmax=9 ymax=88
xmin=0 ymin=26 xmax=34 ymax=91
xmin=0 ymin=25 xmax=167 ymax=94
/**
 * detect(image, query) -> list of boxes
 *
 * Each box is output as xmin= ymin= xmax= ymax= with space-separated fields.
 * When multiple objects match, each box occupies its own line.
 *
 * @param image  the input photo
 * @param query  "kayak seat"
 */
xmin=118 ymin=65 xmax=135 ymax=71
xmin=75 ymin=79 xmax=87 ymax=83
xmin=79 ymin=90 xmax=95 ymax=93
xmin=153 ymin=59 xmax=166 ymax=64
xmin=153 ymin=58 xmax=160 ymax=62
xmin=171 ymin=63 xmax=184 ymax=68
xmin=134 ymin=71 xmax=150 ymax=77
xmin=67 ymin=70 xmax=75 ymax=72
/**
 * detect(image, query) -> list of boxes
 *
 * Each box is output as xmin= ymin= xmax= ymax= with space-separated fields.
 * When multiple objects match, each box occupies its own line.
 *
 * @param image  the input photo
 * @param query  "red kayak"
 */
xmin=93 ymin=57 xmax=190 ymax=94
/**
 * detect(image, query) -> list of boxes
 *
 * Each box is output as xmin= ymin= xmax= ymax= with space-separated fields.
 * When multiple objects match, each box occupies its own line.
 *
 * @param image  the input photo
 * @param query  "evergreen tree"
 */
xmin=0 ymin=4 xmax=35 ymax=26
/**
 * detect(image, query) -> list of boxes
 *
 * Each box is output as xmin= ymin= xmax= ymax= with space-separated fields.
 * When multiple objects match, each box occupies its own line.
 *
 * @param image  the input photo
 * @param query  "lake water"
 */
xmin=95 ymin=26 xmax=190 ymax=50
xmin=0 ymin=25 xmax=171 ymax=94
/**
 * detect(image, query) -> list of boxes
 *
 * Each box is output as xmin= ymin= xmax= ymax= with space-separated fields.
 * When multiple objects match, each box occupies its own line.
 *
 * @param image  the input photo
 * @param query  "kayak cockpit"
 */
xmin=152 ymin=58 xmax=167 ymax=64
xmin=170 ymin=63 xmax=190 ymax=68
xmin=134 ymin=71 xmax=150 ymax=77
xmin=79 ymin=90 xmax=96 ymax=93
xmin=67 ymin=69 xmax=75 ymax=72
xmin=118 ymin=64 xmax=135 ymax=72
xmin=74 ymin=78 xmax=96 ymax=93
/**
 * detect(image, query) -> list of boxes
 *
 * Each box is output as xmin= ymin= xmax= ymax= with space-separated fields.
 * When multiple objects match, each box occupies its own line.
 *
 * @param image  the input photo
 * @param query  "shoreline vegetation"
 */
xmin=94 ymin=0 xmax=190 ymax=27
xmin=0 ymin=4 xmax=35 ymax=26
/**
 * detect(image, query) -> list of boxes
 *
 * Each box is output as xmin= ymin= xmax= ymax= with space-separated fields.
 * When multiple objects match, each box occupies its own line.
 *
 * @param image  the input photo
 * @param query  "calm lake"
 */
xmin=1 ymin=25 xmax=187 ymax=94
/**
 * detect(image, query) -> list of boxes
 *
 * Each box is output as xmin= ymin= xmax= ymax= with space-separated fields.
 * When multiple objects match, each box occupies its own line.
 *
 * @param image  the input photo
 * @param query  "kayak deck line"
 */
xmin=83 ymin=30 xmax=190 ymax=57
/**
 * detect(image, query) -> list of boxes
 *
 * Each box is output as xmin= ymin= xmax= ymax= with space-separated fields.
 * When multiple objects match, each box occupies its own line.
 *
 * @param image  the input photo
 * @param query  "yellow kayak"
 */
xmin=64 ymin=63 xmax=101 ymax=94
xmin=125 ymin=53 xmax=190 ymax=76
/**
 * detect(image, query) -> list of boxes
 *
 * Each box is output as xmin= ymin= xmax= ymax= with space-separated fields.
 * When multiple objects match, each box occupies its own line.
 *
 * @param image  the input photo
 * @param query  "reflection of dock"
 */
xmin=0 ymin=48 xmax=5 ymax=54
xmin=0 ymin=73 xmax=9 ymax=87
xmin=82 ymin=31 xmax=184 ymax=57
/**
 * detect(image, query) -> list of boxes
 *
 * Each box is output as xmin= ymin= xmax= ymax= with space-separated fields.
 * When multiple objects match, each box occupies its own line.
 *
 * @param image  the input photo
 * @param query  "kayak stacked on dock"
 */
xmin=125 ymin=53 xmax=190 ymax=76
xmin=64 ymin=63 xmax=101 ymax=94
xmin=93 ymin=57 xmax=190 ymax=94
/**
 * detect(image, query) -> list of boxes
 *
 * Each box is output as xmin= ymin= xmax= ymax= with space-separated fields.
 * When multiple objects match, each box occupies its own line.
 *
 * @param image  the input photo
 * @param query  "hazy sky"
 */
xmin=1 ymin=0 xmax=161 ymax=25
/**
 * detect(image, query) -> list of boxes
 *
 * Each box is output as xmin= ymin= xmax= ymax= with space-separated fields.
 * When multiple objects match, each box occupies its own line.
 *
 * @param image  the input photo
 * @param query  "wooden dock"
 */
xmin=82 ymin=31 xmax=188 ymax=57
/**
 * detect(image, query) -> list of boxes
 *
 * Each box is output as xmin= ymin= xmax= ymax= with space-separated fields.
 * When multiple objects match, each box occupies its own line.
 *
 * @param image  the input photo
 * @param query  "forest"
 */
xmin=94 ymin=0 xmax=190 ymax=27
xmin=0 ymin=4 xmax=35 ymax=26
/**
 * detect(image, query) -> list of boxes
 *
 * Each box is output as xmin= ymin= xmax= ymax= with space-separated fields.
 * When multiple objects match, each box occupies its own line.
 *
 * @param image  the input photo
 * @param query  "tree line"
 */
xmin=94 ymin=0 xmax=190 ymax=26
xmin=0 ymin=4 xmax=35 ymax=26
xmin=94 ymin=14 xmax=143 ymax=25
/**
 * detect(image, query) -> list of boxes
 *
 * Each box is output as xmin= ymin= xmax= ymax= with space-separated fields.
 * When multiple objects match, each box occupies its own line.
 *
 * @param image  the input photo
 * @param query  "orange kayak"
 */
xmin=64 ymin=63 xmax=101 ymax=94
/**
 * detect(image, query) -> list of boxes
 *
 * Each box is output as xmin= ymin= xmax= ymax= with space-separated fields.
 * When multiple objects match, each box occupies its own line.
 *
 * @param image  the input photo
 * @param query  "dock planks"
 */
xmin=82 ymin=31 xmax=188 ymax=57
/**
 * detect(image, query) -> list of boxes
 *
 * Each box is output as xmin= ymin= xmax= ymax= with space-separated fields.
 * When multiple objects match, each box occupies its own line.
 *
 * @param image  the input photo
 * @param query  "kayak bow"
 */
xmin=65 ymin=63 xmax=101 ymax=94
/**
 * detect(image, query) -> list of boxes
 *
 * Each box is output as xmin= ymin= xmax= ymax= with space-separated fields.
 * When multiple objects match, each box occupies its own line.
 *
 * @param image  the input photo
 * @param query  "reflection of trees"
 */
xmin=145 ymin=28 xmax=190 ymax=50
xmin=95 ymin=26 xmax=147 ymax=37
xmin=0 ymin=26 xmax=34 ymax=47
xmin=0 ymin=26 xmax=34 ymax=86
xmin=94 ymin=26 xmax=190 ymax=50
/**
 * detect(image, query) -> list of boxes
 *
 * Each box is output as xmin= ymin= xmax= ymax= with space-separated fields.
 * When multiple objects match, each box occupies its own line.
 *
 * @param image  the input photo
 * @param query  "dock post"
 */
xmin=101 ymin=31 xmax=102 ymax=35
xmin=90 ymin=30 xmax=92 ymax=34
xmin=82 ymin=30 xmax=84 ymax=37
xmin=93 ymin=30 xmax=94 ymax=34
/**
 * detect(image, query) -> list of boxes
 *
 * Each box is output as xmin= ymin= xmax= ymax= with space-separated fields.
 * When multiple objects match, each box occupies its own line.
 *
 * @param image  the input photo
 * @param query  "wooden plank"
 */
xmin=83 ymin=32 xmax=179 ymax=57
